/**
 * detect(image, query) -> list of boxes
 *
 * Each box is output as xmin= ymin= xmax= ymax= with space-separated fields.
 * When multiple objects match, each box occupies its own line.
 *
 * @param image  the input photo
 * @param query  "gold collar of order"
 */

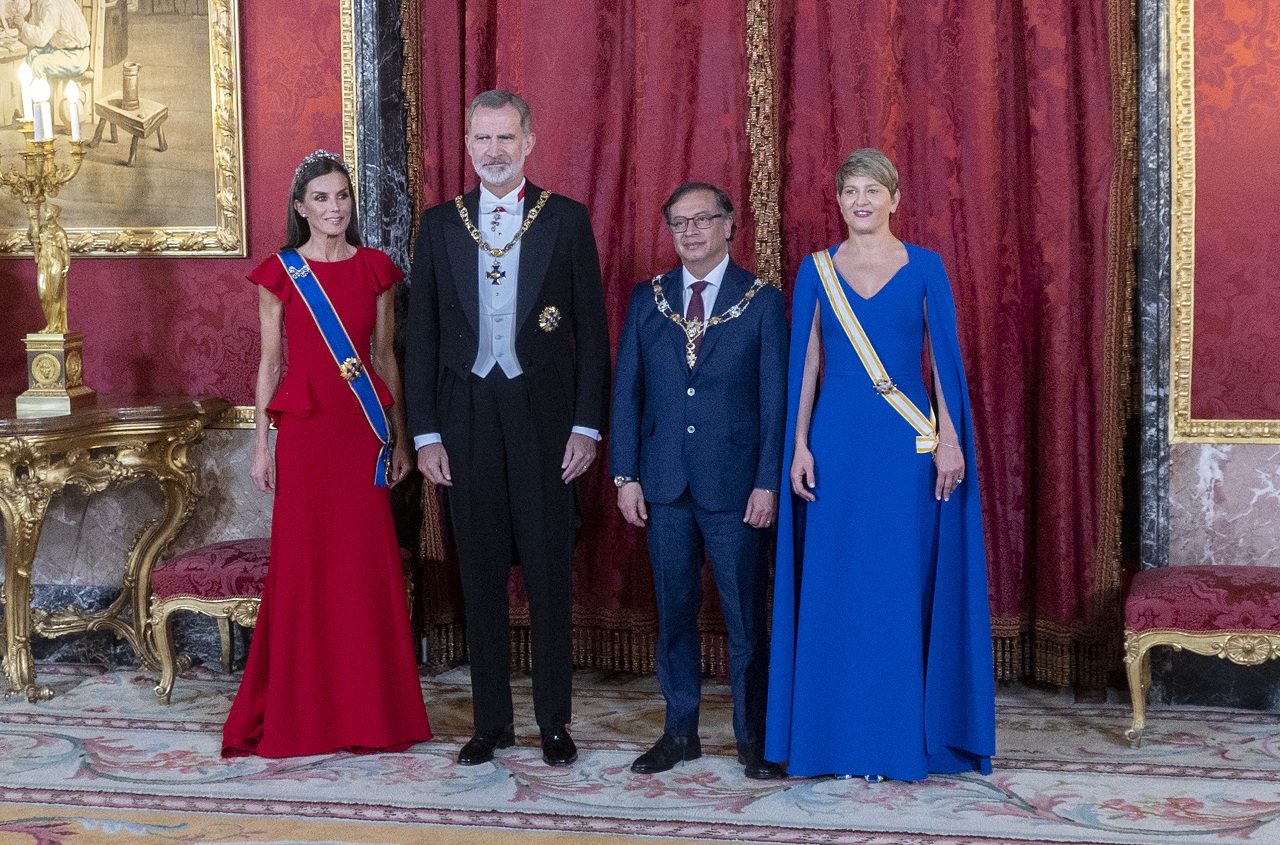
xmin=651 ymin=274 xmax=767 ymax=369
xmin=455 ymin=190 xmax=551 ymax=258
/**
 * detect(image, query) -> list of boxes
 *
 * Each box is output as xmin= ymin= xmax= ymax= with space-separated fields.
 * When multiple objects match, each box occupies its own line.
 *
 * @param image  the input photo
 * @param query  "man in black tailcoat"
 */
xmin=406 ymin=89 xmax=609 ymax=767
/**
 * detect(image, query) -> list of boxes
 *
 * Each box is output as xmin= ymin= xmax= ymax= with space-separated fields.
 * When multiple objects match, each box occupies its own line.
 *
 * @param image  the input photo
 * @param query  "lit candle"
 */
xmin=18 ymin=63 xmax=32 ymax=122
xmin=31 ymin=78 xmax=53 ymax=141
xmin=65 ymin=81 xmax=81 ymax=141
xmin=31 ymin=102 xmax=44 ymax=141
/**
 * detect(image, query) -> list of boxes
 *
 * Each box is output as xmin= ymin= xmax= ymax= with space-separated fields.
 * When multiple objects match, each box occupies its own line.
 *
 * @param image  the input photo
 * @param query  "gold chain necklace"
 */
xmin=455 ymin=190 xmax=551 ymax=258
xmin=651 ymin=274 xmax=767 ymax=369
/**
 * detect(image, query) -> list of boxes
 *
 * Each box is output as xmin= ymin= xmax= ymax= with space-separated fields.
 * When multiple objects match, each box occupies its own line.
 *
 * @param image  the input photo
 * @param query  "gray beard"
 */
xmin=475 ymin=161 xmax=517 ymax=187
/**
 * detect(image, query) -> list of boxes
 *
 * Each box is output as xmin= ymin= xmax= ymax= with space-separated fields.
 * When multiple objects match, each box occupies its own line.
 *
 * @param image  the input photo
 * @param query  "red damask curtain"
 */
xmin=404 ymin=0 xmax=1135 ymax=686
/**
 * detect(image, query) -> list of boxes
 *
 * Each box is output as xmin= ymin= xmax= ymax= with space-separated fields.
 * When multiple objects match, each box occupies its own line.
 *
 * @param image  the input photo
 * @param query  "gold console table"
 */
xmin=0 ymin=396 xmax=230 ymax=701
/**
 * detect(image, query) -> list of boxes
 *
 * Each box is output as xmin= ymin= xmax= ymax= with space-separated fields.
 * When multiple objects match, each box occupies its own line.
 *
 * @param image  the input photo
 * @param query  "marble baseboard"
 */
xmin=1169 ymin=443 xmax=1280 ymax=568
xmin=24 ymin=585 xmax=246 ymax=673
xmin=1146 ymin=648 xmax=1280 ymax=712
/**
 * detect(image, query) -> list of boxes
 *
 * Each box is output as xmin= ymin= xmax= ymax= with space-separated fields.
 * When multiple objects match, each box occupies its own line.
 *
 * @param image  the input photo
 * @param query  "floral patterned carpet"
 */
xmin=3 ymin=664 xmax=1280 ymax=845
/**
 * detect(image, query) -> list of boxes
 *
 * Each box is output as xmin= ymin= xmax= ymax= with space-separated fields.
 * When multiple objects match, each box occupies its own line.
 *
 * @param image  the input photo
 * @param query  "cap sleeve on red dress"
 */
xmin=247 ymin=254 xmax=292 ymax=303
xmin=360 ymin=247 xmax=405 ymax=294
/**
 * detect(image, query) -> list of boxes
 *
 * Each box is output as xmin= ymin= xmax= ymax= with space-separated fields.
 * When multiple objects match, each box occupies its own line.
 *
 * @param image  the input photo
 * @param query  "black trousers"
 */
xmin=442 ymin=369 xmax=576 ymax=733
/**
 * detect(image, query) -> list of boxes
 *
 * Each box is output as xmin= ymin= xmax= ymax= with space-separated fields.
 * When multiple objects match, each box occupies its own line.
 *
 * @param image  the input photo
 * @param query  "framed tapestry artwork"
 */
xmin=1170 ymin=0 xmax=1280 ymax=441
xmin=0 ymin=0 xmax=245 ymax=256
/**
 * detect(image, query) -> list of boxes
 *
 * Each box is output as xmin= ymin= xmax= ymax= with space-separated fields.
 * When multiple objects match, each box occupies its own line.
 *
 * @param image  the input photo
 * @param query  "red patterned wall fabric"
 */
xmin=1192 ymin=1 xmax=1280 ymax=419
xmin=0 ymin=0 xmax=1133 ymax=689
xmin=1 ymin=2 xmax=344 ymax=403
xmin=415 ymin=0 xmax=1134 ymax=686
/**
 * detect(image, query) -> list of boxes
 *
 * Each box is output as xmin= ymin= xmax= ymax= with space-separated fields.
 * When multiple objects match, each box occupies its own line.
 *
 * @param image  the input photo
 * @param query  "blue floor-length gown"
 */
xmin=764 ymin=243 xmax=994 ymax=781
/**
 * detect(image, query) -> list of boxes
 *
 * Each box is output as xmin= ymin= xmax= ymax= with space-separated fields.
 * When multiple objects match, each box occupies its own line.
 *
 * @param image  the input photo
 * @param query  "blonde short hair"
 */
xmin=835 ymin=148 xmax=899 ymax=195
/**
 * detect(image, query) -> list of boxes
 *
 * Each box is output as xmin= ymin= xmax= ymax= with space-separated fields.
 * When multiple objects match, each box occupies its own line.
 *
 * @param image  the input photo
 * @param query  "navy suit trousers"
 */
xmin=647 ymin=489 xmax=770 ymax=748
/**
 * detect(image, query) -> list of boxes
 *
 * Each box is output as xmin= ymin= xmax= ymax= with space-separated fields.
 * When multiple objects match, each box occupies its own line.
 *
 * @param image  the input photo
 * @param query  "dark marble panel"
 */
xmin=353 ymin=0 xmax=412 ymax=271
xmin=1136 ymin=0 xmax=1170 ymax=571
xmin=23 ymin=585 xmax=248 ymax=674
xmin=28 ymin=586 xmax=135 ymax=667
xmin=1148 ymin=652 xmax=1280 ymax=712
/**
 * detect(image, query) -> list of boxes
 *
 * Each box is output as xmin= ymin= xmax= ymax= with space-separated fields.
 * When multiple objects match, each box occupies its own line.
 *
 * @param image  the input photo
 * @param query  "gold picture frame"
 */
xmin=1170 ymin=0 xmax=1280 ymax=442
xmin=340 ymin=0 xmax=357 ymax=188
xmin=0 ymin=0 xmax=245 ymax=256
xmin=211 ymin=0 xmax=355 ymax=429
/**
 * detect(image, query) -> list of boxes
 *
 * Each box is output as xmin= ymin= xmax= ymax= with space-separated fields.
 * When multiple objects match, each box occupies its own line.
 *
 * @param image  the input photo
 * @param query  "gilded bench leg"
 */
xmin=1123 ymin=630 xmax=1149 ymax=745
xmin=217 ymin=616 xmax=233 ymax=672
xmin=148 ymin=597 xmax=261 ymax=704
xmin=150 ymin=600 xmax=178 ymax=705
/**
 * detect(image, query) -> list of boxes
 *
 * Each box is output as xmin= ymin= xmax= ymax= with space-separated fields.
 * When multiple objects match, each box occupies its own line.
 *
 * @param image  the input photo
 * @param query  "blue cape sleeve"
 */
xmin=919 ymin=245 xmax=996 ymax=769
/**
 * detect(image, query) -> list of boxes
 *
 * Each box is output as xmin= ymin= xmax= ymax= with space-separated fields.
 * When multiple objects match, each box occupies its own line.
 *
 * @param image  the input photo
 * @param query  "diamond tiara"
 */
xmin=294 ymin=149 xmax=347 ymax=177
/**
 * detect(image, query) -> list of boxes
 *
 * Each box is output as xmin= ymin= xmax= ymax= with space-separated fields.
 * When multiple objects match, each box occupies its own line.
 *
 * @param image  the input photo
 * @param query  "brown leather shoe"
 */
xmin=457 ymin=723 xmax=515 ymax=765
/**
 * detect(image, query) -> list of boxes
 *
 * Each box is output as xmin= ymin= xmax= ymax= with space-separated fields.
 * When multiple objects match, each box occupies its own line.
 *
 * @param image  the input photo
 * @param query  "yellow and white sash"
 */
xmin=811 ymin=249 xmax=938 ymax=454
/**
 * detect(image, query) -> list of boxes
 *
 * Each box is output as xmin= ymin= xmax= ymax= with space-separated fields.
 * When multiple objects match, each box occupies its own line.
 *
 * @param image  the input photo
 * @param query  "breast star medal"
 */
xmin=539 ymin=306 xmax=562 ymax=332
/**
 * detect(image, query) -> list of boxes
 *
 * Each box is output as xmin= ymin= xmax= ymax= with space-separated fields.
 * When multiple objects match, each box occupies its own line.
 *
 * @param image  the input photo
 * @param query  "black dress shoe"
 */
xmin=457 ymin=723 xmax=515 ymax=765
xmin=631 ymin=733 xmax=702 ymax=774
xmin=540 ymin=725 xmax=577 ymax=766
xmin=739 ymin=745 xmax=785 ymax=780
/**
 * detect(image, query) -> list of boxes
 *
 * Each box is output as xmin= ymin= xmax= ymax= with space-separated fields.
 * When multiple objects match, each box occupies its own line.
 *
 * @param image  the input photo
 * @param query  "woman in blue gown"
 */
xmin=764 ymin=149 xmax=994 ymax=781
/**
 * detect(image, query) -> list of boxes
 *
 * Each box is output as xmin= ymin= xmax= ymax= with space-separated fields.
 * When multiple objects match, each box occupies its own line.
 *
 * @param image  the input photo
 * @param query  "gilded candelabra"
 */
xmin=1 ymin=119 xmax=95 ymax=417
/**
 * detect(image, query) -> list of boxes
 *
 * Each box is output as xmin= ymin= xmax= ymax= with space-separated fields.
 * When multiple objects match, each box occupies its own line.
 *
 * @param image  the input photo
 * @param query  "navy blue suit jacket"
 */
xmin=610 ymin=260 xmax=788 ymax=512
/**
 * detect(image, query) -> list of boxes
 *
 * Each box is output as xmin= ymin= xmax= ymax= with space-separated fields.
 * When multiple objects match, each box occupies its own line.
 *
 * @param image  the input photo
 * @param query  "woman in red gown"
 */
xmin=222 ymin=150 xmax=432 ymax=757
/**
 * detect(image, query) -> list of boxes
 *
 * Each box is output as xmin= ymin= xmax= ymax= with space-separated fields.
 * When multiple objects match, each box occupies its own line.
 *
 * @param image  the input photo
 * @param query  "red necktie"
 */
xmin=686 ymin=280 xmax=709 ymax=354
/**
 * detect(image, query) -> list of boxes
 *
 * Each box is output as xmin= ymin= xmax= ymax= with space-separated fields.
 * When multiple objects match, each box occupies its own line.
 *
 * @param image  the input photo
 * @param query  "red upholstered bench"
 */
xmin=147 ymin=538 xmax=269 ymax=704
xmin=1124 ymin=565 xmax=1280 ymax=743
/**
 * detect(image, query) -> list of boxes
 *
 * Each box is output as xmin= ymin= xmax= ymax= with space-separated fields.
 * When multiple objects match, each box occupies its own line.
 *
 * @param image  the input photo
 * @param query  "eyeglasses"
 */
xmin=667 ymin=213 xmax=723 ymax=233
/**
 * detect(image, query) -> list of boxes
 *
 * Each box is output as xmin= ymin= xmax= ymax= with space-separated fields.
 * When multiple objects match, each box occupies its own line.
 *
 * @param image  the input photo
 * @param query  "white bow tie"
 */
xmin=480 ymin=200 xmax=515 ymax=216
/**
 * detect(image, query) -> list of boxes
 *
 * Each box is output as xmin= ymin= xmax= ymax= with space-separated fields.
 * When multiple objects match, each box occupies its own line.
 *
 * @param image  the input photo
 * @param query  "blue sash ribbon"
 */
xmin=278 ymin=250 xmax=391 ymax=487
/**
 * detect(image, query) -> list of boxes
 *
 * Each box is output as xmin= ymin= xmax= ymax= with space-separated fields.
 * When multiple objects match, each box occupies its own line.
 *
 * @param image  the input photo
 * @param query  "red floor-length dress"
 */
xmin=223 ymin=247 xmax=432 ymax=757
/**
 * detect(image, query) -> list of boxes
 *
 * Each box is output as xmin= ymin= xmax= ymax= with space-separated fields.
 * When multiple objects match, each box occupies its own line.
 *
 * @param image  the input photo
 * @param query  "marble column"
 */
xmin=1136 ymin=0 xmax=1170 ymax=572
xmin=352 ymin=0 xmax=412 ymax=270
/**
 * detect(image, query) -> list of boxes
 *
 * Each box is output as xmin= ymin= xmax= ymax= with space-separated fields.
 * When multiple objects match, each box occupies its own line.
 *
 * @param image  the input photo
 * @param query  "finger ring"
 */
xmin=957 ymin=477 xmax=963 ymax=483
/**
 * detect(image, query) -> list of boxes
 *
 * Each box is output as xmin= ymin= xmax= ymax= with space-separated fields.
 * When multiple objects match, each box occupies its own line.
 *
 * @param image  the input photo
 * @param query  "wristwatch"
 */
xmin=613 ymin=475 xmax=638 ymax=487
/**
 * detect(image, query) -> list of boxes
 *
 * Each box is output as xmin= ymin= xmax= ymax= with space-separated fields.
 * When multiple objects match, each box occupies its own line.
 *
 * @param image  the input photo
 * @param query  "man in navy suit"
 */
xmin=610 ymin=183 xmax=787 ymax=779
